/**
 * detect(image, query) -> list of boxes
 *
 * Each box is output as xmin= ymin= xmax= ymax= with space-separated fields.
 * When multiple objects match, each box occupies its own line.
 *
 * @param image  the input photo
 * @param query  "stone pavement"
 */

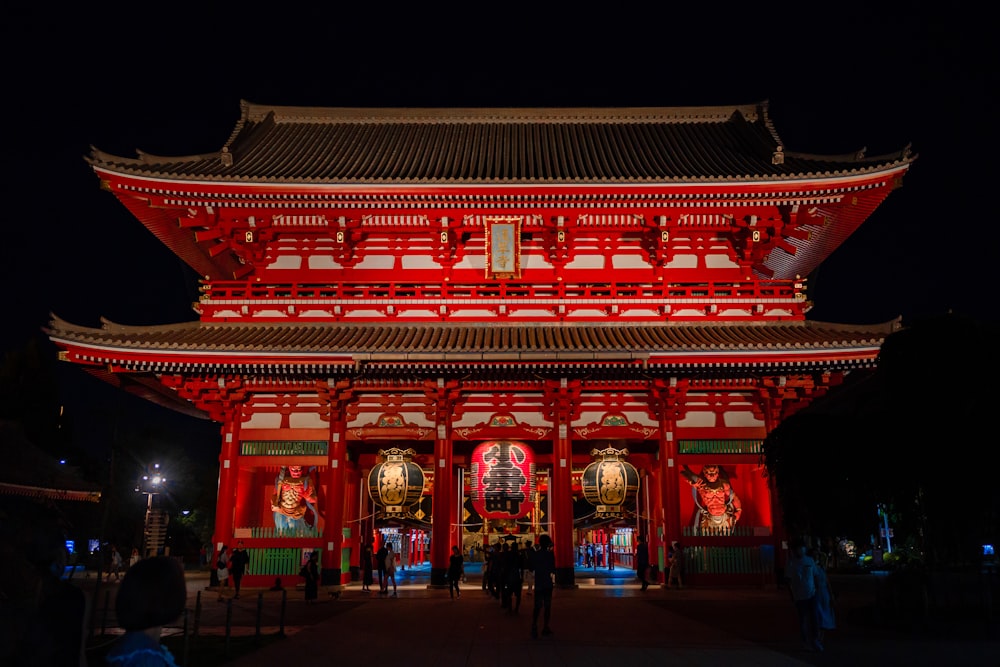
xmin=83 ymin=564 xmax=999 ymax=666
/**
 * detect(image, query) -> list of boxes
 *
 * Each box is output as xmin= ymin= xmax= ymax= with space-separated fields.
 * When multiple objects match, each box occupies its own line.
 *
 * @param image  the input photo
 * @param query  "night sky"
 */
xmin=2 ymin=5 xmax=994 ymax=460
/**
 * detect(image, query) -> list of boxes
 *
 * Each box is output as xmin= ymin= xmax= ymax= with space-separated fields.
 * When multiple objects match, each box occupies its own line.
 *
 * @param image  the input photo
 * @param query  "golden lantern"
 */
xmin=580 ymin=446 xmax=639 ymax=518
xmin=367 ymin=447 xmax=425 ymax=517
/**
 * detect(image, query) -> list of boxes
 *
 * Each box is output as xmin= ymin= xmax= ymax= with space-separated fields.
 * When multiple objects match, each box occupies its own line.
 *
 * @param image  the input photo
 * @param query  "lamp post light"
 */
xmin=137 ymin=463 xmax=167 ymax=558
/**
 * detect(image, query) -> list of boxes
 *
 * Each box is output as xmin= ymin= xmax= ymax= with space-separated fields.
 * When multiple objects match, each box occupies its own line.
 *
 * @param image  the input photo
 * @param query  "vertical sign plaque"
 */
xmin=485 ymin=216 xmax=521 ymax=279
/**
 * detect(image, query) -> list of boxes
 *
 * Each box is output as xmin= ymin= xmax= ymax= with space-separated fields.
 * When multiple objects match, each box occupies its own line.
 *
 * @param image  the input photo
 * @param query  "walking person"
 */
xmin=447 ymin=545 xmax=464 ymax=599
xmin=785 ymin=538 xmax=822 ymax=652
xmin=384 ymin=543 xmax=398 ymax=597
xmin=301 ymin=551 xmax=320 ymax=604
xmin=109 ymin=544 xmax=124 ymax=581
xmin=667 ymin=540 xmax=684 ymax=589
xmin=360 ymin=542 xmax=374 ymax=592
xmin=523 ymin=540 xmax=535 ymax=596
xmin=529 ymin=533 xmax=555 ymax=639
xmin=375 ymin=541 xmax=388 ymax=594
xmin=635 ymin=535 xmax=650 ymax=591
xmin=487 ymin=541 xmax=502 ymax=599
xmin=216 ymin=545 xmax=231 ymax=601
xmin=481 ymin=543 xmax=493 ymax=593
xmin=229 ymin=540 xmax=250 ymax=599
xmin=501 ymin=541 xmax=523 ymax=613
xmin=105 ymin=556 xmax=187 ymax=667
xmin=498 ymin=542 xmax=513 ymax=610
xmin=809 ymin=547 xmax=836 ymax=644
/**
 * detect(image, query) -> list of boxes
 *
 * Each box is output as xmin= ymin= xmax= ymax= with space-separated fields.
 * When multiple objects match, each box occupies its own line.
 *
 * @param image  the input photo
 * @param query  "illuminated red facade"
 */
xmin=47 ymin=101 xmax=913 ymax=587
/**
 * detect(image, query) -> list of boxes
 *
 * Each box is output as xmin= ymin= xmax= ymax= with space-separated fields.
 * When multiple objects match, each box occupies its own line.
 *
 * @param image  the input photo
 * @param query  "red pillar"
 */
xmin=543 ymin=377 xmax=579 ymax=586
xmin=427 ymin=379 xmax=460 ymax=586
xmin=321 ymin=413 xmax=348 ymax=586
xmin=551 ymin=418 xmax=576 ymax=584
xmin=212 ymin=413 xmax=241 ymax=556
xmin=431 ymin=421 xmax=453 ymax=585
xmin=663 ymin=432 xmax=682 ymax=550
xmin=343 ymin=460 xmax=360 ymax=578
xmin=762 ymin=390 xmax=788 ymax=579
xmin=653 ymin=379 xmax=684 ymax=585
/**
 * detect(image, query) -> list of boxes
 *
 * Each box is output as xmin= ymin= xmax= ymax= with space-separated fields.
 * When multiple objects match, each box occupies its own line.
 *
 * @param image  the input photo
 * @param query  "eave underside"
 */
xmin=47 ymin=318 xmax=892 ymax=419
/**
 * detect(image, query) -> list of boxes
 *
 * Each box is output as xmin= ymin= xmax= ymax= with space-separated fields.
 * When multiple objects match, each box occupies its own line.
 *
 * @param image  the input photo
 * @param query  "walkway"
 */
xmin=83 ymin=563 xmax=998 ymax=667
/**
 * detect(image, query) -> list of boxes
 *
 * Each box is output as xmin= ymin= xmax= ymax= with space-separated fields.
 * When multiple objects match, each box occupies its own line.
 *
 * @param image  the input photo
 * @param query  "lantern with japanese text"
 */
xmin=580 ymin=446 xmax=639 ymax=518
xmin=469 ymin=440 xmax=536 ymax=519
xmin=367 ymin=448 xmax=425 ymax=518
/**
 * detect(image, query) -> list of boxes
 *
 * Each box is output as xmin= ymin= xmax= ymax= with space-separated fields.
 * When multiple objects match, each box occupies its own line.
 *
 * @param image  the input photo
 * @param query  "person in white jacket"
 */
xmin=384 ymin=543 xmax=397 ymax=597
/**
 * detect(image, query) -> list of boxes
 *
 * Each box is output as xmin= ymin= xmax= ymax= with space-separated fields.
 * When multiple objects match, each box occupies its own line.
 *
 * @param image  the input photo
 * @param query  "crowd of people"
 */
xmin=476 ymin=535 xmax=556 ymax=638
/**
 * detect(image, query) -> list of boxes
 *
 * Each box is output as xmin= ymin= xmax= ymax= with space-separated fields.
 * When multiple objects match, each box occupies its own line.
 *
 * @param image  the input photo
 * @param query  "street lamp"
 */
xmin=136 ymin=463 xmax=167 ymax=557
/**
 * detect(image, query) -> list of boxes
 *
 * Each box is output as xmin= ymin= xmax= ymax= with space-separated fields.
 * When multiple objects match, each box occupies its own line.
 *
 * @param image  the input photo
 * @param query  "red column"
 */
xmin=552 ymin=420 xmax=575 ymax=584
xmin=661 ymin=431 xmax=681 ymax=573
xmin=343 ymin=460 xmax=359 ymax=577
xmin=546 ymin=377 xmax=579 ymax=586
xmin=762 ymin=390 xmax=788 ymax=579
xmin=321 ymin=414 xmax=348 ymax=586
xmin=653 ymin=378 xmax=683 ymax=585
xmin=427 ymin=378 xmax=460 ymax=586
xmin=212 ymin=413 xmax=241 ymax=556
xmin=431 ymin=421 xmax=453 ymax=585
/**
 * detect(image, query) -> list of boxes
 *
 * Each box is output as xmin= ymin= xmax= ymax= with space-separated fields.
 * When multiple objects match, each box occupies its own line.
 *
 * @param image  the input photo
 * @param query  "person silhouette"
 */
xmin=0 ymin=503 xmax=87 ymax=667
xmin=785 ymin=538 xmax=822 ymax=652
xmin=302 ymin=551 xmax=319 ymax=604
xmin=104 ymin=555 xmax=187 ymax=666
xmin=376 ymin=541 xmax=388 ymax=594
xmin=447 ymin=545 xmax=464 ymax=599
xmin=229 ymin=541 xmax=250 ymax=599
xmin=215 ymin=545 xmax=230 ymax=601
xmin=635 ymin=535 xmax=650 ymax=591
xmin=529 ymin=534 xmax=556 ymax=639
xmin=383 ymin=543 xmax=397 ymax=597
xmin=360 ymin=542 xmax=374 ymax=592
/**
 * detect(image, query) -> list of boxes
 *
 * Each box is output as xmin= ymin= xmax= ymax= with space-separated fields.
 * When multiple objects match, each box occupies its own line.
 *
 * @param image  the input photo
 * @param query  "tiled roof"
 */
xmin=0 ymin=421 xmax=102 ymax=503
xmin=46 ymin=315 xmax=897 ymax=362
xmin=86 ymin=100 xmax=914 ymax=185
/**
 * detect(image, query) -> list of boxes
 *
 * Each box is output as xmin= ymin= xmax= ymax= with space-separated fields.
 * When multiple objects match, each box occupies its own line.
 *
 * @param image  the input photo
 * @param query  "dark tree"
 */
xmin=763 ymin=312 xmax=999 ymax=570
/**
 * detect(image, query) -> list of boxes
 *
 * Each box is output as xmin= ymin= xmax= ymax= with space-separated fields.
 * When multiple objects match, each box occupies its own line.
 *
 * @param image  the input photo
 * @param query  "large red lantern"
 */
xmin=580 ymin=446 xmax=639 ymax=518
xmin=469 ymin=440 xmax=536 ymax=519
xmin=367 ymin=447 xmax=425 ymax=518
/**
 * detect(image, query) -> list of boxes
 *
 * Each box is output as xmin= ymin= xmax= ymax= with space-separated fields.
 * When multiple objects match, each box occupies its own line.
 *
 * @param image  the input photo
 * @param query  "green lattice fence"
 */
xmin=240 ymin=441 xmax=328 ymax=456
xmin=248 ymin=547 xmax=321 ymax=577
xmin=677 ymin=440 xmax=763 ymax=455
xmin=683 ymin=545 xmax=775 ymax=575
xmin=246 ymin=525 xmax=321 ymax=538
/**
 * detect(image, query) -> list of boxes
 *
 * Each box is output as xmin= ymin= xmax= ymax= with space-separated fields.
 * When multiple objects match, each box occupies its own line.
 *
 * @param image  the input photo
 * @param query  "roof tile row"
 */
xmin=87 ymin=101 xmax=913 ymax=185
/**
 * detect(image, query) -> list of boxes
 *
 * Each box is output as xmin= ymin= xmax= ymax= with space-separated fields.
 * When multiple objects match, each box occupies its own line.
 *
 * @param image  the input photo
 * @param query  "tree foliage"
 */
xmin=763 ymin=313 xmax=999 ymax=569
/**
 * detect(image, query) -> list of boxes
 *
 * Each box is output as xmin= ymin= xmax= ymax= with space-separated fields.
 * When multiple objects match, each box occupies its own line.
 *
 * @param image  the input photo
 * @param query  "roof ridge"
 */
xmin=241 ymin=100 xmax=769 ymax=125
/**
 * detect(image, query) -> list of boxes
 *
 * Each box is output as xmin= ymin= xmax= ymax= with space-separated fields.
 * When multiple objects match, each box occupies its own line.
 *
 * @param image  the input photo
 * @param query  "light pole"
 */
xmin=137 ymin=464 xmax=166 ymax=558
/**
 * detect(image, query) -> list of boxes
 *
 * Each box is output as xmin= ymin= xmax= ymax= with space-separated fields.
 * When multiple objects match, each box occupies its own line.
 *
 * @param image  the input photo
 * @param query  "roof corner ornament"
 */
xmin=771 ymin=145 xmax=784 ymax=165
xmin=220 ymin=146 xmax=234 ymax=167
xmin=855 ymin=146 xmax=867 ymax=160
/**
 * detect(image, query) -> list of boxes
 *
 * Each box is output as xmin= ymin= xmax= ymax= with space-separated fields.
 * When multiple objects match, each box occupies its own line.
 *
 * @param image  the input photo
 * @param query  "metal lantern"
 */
xmin=580 ymin=446 xmax=639 ymax=518
xmin=469 ymin=440 xmax=536 ymax=519
xmin=367 ymin=447 xmax=425 ymax=517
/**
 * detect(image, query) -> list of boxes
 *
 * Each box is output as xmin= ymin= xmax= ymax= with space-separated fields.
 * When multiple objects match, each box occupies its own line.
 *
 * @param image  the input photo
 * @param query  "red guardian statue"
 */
xmin=271 ymin=465 xmax=318 ymax=534
xmin=680 ymin=464 xmax=742 ymax=535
